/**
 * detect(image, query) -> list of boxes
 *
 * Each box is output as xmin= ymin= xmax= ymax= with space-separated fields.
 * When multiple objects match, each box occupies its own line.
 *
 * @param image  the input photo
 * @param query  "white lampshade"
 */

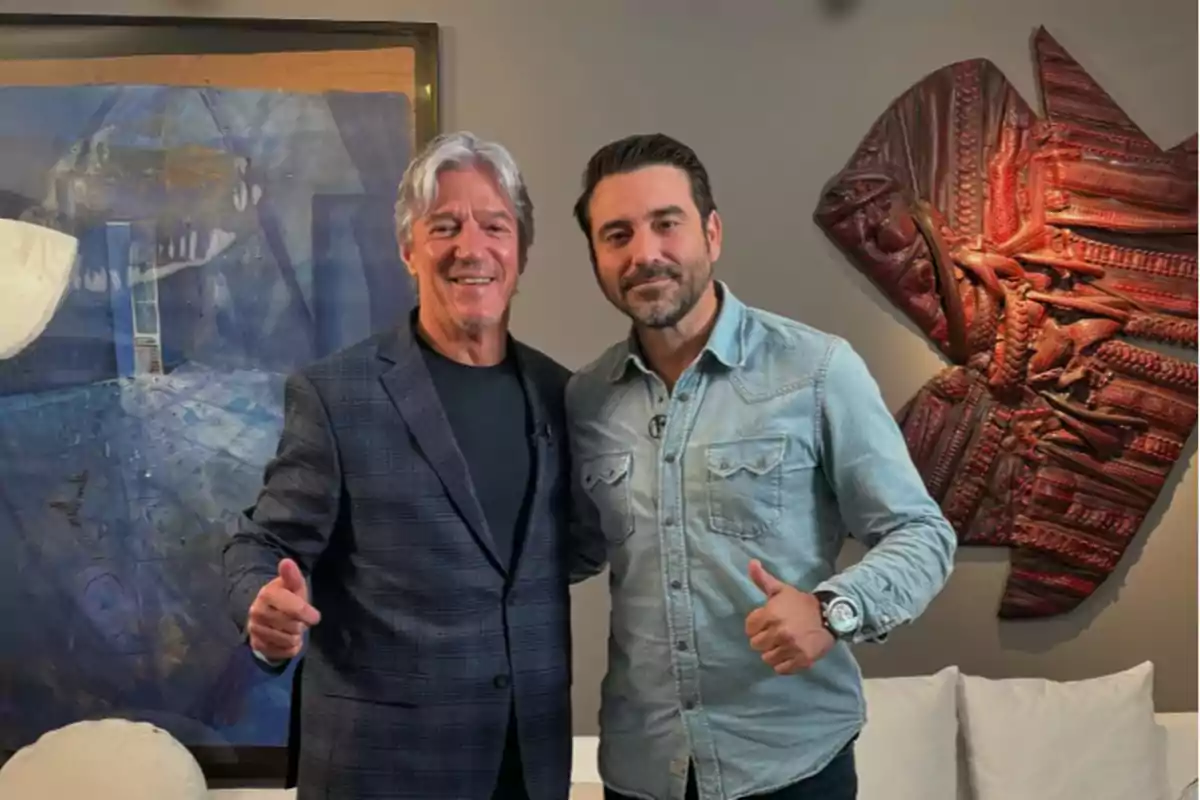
xmin=0 ymin=217 xmax=79 ymax=360
xmin=0 ymin=718 xmax=208 ymax=800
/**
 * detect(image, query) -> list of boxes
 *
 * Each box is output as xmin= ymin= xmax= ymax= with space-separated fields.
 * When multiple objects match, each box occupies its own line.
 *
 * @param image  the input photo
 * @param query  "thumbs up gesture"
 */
xmin=247 ymin=558 xmax=322 ymax=661
xmin=745 ymin=559 xmax=833 ymax=675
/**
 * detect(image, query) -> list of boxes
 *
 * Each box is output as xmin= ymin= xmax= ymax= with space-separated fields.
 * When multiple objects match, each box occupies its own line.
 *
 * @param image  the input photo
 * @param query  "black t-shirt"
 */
xmin=416 ymin=334 xmax=534 ymax=570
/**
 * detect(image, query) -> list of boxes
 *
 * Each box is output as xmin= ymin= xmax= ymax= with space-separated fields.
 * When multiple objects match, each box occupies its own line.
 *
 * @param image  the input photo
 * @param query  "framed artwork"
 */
xmin=0 ymin=13 xmax=439 ymax=783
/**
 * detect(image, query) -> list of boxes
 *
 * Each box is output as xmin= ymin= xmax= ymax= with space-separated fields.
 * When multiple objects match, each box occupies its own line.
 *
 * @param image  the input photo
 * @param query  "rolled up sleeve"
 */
xmin=812 ymin=338 xmax=957 ymax=643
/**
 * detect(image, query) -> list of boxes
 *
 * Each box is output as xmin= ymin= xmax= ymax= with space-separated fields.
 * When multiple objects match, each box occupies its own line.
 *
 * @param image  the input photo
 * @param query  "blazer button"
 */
xmin=494 ymin=674 xmax=510 ymax=689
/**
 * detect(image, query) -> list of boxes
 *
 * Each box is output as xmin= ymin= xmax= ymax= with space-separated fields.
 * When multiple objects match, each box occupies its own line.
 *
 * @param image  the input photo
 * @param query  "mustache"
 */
xmin=620 ymin=263 xmax=681 ymax=292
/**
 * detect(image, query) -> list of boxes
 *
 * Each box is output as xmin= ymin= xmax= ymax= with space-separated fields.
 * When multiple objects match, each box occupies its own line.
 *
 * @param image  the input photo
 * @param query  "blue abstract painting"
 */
xmin=0 ymin=80 xmax=415 ymax=753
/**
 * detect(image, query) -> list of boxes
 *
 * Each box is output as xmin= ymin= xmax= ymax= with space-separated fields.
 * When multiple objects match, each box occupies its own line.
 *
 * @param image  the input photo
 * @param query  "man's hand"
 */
xmin=248 ymin=558 xmax=321 ymax=661
xmin=745 ymin=559 xmax=834 ymax=674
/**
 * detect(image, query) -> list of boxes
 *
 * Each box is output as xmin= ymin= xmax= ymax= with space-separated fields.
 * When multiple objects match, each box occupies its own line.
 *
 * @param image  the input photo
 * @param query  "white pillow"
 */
xmin=958 ymin=661 xmax=1169 ymax=800
xmin=856 ymin=665 xmax=960 ymax=800
xmin=0 ymin=718 xmax=208 ymax=800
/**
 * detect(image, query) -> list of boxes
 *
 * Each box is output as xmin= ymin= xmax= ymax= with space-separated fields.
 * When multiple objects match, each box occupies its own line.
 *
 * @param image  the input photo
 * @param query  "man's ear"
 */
xmin=705 ymin=209 xmax=723 ymax=262
xmin=398 ymin=236 xmax=416 ymax=277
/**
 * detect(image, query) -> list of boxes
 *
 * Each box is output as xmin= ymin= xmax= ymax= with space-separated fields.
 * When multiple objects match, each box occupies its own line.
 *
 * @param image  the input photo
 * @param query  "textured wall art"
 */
xmin=814 ymin=27 xmax=1197 ymax=619
xmin=0 ymin=14 xmax=437 ymax=778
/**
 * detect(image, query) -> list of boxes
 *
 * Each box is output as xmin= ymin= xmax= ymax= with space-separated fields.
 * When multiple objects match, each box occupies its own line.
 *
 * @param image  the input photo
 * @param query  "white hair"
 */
xmin=394 ymin=131 xmax=534 ymax=266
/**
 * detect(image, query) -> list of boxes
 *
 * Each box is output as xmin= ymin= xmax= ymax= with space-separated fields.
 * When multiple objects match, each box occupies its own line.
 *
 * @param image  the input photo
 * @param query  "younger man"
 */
xmin=566 ymin=133 xmax=957 ymax=800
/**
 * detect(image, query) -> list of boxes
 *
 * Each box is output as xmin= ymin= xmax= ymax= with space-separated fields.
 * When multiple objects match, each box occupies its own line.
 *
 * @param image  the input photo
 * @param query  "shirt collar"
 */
xmin=607 ymin=279 xmax=747 ymax=383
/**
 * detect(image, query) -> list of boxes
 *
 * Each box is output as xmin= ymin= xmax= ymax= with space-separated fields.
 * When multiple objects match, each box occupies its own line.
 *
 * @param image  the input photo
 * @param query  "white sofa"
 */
xmin=2 ymin=662 xmax=1195 ymax=800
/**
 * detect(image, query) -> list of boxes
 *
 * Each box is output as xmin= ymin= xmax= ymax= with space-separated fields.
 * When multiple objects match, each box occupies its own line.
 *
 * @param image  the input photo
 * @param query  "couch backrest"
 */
xmin=568 ymin=716 xmax=1198 ymax=800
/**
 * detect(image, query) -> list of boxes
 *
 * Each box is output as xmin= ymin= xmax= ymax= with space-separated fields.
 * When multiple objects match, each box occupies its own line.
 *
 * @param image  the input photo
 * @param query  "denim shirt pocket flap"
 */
xmin=581 ymin=452 xmax=632 ymax=489
xmin=704 ymin=437 xmax=787 ymax=478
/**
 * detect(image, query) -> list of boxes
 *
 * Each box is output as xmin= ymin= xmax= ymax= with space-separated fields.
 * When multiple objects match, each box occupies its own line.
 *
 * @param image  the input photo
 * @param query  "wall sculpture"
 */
xmin=813 ymin=27 xmax=1197 ymax=619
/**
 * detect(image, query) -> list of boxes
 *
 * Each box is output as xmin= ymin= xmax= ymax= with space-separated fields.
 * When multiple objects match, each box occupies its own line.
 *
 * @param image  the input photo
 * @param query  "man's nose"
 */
xmin=627 ymin=229 xmax=661 ymax=266
xmin=453 ymin=219 xmax=488 ymax=261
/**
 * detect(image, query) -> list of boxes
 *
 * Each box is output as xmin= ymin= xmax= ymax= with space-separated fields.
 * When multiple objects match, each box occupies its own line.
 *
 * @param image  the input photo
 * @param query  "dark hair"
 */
xmin=572 ymin=133 xmax=717 ymax=243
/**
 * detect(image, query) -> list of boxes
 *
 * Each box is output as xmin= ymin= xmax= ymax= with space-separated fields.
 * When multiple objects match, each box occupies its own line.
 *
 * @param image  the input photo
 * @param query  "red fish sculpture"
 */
xmin=814 ymin=27 xmax=1197 ymax=618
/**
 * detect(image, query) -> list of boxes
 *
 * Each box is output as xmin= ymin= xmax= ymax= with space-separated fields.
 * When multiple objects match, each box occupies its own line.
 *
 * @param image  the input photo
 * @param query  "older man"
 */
xmin=223 ymin=131 xmax=600 ymax=800
xmin=566 ymin=132 xmax=957 ymax=800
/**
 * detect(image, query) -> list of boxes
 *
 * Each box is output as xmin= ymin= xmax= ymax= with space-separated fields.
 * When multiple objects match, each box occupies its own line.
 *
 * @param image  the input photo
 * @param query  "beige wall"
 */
xmin=16 ymin=0 xmax=1197 ymax=722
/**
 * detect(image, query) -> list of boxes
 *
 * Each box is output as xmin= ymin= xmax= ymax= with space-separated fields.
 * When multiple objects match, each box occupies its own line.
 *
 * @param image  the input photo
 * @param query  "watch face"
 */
xmin=826 ymin=599 xmax=860 ymax=634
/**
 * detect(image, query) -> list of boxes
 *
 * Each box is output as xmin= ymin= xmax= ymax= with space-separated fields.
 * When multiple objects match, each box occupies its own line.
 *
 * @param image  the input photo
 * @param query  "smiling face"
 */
xmin=401 ymin=163 xmax=521 ymax=338
xmin=587 ymin=164 xmax=722 ymax=329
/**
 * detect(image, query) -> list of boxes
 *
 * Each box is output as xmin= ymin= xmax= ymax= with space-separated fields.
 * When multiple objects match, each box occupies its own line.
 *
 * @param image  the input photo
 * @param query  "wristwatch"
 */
xmin=815 ymin=591 xmax=862 ymax=639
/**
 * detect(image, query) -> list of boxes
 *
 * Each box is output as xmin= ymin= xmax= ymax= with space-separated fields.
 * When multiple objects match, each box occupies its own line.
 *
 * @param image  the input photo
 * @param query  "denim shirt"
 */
xmin=565 ymin=282 xmax=956 ymax=800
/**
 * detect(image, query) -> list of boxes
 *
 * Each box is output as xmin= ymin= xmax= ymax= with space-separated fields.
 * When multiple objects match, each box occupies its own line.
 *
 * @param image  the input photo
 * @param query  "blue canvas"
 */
xmin=0 ymin=83 xmax=415 ymax=752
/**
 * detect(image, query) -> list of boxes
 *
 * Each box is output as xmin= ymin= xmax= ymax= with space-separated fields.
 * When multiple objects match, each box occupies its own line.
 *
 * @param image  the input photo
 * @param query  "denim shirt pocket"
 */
xmin=705 ymin=436 xmax=786 ymax=539
xmin=581 ymin=451 xmax=635 ymax=545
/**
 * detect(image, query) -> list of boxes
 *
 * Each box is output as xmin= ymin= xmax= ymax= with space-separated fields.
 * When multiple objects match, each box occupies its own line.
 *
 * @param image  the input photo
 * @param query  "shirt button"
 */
xmin=677 ymin=640 xmax=688 ymax=651
xmin=665 ymin=516 xmax=675 ymax=526
xmin=493 ymin=674 xmax=510 ymax=689
xmin=678 ymin=392 xmax=690 ymax=402
xmin=665 ymin=453 xmax=676 ymax=463
xmin=684 ymin=700 xmax=695 ymax=710
xmin=671 ymin=579 xmax=682 ymax=590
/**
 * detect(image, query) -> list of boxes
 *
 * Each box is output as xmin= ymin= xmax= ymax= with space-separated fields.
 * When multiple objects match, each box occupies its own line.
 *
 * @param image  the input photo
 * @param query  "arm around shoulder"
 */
xmin=223 ymin=370 xmax=342 ymax=636
xmin=812 ymin=337 xmax=957 ymax=642
xmin=567 ymin=470 xmax=608 ymax=584
xmin=564 ymin=372 xmax=608 ymax=584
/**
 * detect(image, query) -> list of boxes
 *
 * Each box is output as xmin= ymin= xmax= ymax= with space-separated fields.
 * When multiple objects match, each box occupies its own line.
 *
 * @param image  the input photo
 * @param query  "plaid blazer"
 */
xmin=224 ymin=320 xmax=577 ymax=800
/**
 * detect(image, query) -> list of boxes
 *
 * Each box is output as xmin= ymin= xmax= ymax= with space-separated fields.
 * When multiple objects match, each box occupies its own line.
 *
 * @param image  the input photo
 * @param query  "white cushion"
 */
xmin=1159 ymin=713 xmax=1199 ymax=798
xmin=958 ymin=661 xmax=1169 ymax=800
xmin=857 ymin=665 xmax=960 ymax=800
xmin=0 ymin=718 xmax=208 ymax=800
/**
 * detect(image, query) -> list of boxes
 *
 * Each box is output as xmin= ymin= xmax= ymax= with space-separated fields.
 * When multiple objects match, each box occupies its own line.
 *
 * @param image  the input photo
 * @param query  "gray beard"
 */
xmin=633 ymin=269 xmax=709 ymax=329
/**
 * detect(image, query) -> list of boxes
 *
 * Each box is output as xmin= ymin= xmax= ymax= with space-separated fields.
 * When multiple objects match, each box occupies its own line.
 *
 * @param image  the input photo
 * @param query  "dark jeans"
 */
xmin=492 ymin=706 xmax=529 ymax=800
xmin=604 ymin=741 xmax=857 ymax=800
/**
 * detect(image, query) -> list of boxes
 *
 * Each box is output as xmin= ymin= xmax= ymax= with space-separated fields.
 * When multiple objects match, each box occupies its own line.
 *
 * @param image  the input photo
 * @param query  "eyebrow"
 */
xmin=477 ymin=209 xmax=515 ymax=224
xmin=426 ymin=209 xmax=514 ymax=225
xmin=596 ymin=205 xmax=686 ymax=237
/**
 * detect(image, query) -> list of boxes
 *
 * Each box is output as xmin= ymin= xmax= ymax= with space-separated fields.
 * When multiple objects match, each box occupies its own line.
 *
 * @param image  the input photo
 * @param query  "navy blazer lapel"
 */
xmin=376 ymin=325 xmax=505 ymax=576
